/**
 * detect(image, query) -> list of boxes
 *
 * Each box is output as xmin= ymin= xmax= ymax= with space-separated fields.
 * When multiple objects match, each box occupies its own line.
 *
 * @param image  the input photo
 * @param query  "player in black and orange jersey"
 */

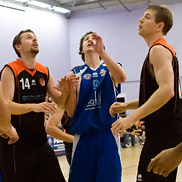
xmin=110 ymin=5 xmax=182 ymax=182
xmin=0 ymin=29 xmax=76 ymax=182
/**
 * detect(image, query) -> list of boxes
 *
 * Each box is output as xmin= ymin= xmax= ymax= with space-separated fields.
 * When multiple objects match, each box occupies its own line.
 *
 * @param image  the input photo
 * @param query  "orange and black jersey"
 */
xmin=139 ymin=38 xmax=182 ymax=139
xmin=1 ymin=59 xmax=49 ymax=145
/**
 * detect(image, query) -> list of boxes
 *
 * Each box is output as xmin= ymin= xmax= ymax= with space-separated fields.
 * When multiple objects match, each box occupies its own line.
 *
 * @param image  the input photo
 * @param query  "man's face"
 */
xmin=82 ymin=33 xmax=96 ymax=54
xmin=18 ymin=32 xmax=39 ymax=56
xmin=138 ymin=9 xmax=159 ymax=38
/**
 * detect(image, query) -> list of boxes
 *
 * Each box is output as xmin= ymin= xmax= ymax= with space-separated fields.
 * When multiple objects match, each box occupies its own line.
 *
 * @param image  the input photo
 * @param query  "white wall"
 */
xmin=0 ymin=6 xmax=70 ymax=81
xmin=0 ymin=2 xmax=182 ymax=112
xmin=69 ymin=2 xmax=182 ymax=107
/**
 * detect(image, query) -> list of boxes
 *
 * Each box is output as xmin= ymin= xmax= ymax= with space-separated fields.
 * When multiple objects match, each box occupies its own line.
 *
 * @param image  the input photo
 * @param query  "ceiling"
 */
xmin=1 ymin=0 xmax=182 ymax=18
xmin=37 ymin=0 xmax=182 ymax=12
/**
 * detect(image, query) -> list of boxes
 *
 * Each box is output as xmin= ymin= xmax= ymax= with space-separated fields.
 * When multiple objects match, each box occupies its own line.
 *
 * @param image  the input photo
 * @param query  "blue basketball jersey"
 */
xmin=69 ymin=63 xmax=122 ymax=182
xmin=70 ymin=63 xmax=118 ymax=134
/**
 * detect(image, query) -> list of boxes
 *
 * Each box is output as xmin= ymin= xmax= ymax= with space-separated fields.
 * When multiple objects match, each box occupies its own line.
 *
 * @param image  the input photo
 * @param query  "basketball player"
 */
xmin=67 ymin=31 xmax=126 ymax=182
xmin=0 ymin=29 xmax=69 ymax=182
xmin=111 ymin=5 xmax=182 ymax=182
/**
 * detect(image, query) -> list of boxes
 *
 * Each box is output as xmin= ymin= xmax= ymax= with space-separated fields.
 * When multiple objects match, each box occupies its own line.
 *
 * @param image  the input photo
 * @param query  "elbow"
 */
xmin=169 ymin=89 xmax=174 ymax=99
xmin=121 ymin=74 xmax=126 ymax=83
xmin=116 ymin=72 xmax=126 ymax=83
xmin=165 ymin=88 xmax=174 ymax=101
xmin=118 ymin=74 xmax=126 ymax=83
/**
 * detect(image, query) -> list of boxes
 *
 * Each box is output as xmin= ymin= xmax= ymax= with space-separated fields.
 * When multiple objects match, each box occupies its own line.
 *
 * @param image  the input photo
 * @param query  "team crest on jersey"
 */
xmin=100 ymin=69 xmax=106 ymax=76
xmin=39 ymin=78 xmax=46 ymax=86
xmin=83 ymin=73 xmax=91 ymax=80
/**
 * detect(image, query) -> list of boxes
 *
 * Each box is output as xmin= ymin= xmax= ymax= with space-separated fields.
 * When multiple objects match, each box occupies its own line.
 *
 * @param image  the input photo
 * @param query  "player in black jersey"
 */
xmin=0 ymin=29 xmax=71 ymax=182
xmin=111 ymin=5 xmax=182 ymax=182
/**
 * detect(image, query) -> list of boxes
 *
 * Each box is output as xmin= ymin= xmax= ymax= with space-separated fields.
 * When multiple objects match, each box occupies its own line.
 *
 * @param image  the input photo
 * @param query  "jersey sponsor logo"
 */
xmin=31 ymin=79 xmax=36 ymax=86
xmin=100 ymin=69 xmax=106 ymax=76
xmin=92 ymin=72 xmax=98 ymax=78
xmin=22 ymin=94 xmax=44 ymax=101
xmin=85 ymin=90 xmax=101 ymax=110
xmin=83 ymin=73 xmax=91 ymax=80
xmin=39 ymin=78 xmax=46 ymax=86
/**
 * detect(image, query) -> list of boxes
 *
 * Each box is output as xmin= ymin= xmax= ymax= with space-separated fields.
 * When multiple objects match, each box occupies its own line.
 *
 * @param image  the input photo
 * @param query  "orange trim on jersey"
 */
xmin=8 ymin=59 xmax=48 ymax=77
xmin=152 ymin=38 xmax=175 ymax=56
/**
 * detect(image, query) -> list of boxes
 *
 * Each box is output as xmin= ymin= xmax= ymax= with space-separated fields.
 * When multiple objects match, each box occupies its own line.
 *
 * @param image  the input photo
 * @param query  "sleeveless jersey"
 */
xmin=139 ymin=38 xmax=182 ymax=137
xmin=69 ymin=62 xmax=121 ymax=182
xmin=2 ymin=59 xmax=49 ymax=144
xmin=70 ymin=62 xmax=118 ymax=135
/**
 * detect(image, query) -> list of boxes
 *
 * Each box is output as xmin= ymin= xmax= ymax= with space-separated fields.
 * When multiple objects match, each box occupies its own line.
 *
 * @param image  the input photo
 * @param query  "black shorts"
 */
xmin=136 ymin=137 xmax=179 ymax=182
xmin=0 ymin=139 xmax=66 ymax=182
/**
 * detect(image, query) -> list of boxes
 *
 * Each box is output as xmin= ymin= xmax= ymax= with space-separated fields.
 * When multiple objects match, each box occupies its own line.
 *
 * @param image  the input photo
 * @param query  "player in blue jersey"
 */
xmin=66 ymin=32 xmax=126 ymax=182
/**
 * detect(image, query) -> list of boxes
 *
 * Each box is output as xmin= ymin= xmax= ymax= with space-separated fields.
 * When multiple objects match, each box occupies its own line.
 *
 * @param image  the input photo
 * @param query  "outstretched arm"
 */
xmin=92 ymin=33 xmax=126 ymax=84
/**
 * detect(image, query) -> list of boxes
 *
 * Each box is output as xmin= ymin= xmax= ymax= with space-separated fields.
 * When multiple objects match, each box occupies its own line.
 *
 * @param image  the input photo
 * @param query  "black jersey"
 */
xmin=2 ymin=59 xmax=49 ymax=145
xmin=139 ymin=38 xmax=182 ymax=138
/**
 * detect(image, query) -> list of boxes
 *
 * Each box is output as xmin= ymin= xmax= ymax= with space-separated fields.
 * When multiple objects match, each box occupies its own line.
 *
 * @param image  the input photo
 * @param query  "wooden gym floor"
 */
xmin=58 ymin=145 xmax=182 ymax=182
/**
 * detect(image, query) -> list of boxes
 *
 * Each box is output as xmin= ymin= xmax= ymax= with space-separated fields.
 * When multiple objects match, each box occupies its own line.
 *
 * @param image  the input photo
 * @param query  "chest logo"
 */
xmin=39 ymin=78 xmax=46 ymax=86
xmin=100 ymin=69 xmax=106 ymax=76
xmin=83 ymin=73 xmax=91 ymax=80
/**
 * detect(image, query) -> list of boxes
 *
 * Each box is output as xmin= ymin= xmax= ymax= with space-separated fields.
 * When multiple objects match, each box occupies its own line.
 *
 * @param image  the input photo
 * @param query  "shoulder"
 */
xmin=150 ymin=45 xmax=172 ymax=64
xmin=36 ymin=62 xmax=49 ymax=75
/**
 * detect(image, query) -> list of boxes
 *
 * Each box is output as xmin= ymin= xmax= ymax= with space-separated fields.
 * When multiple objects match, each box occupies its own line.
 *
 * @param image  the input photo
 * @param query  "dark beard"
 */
xmin=31 ymin=48 xmax=39 ymax=55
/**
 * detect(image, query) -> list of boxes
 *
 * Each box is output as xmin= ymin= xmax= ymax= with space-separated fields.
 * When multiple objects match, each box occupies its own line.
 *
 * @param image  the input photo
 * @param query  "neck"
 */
xmin=84 ymin=53 xmax=101 ymax=69
xmin=144 ymin=33 xmax=164 ymax=48
xmin=20 ymin=55 xmax=36 ymax=69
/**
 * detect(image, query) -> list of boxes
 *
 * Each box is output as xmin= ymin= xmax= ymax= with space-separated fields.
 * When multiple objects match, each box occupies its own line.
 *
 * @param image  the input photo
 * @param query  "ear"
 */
xmin=15 ymin=44 xmax=21 ymax=51
xmin=157 ymin=22 xmax=164 ymax=32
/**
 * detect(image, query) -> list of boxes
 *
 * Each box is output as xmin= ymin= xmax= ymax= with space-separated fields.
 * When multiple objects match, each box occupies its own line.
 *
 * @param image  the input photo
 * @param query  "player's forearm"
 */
xmin=65 ymin=92 xmax=77 ymax=117
xmin=100 ymin=51 xmax=126 ymax=83
xmin=8 ymin=100 xmax=35 ymax=115
xmin=129 ymin=87 xmax=173 ymax=123
xmin=0 ymin=107 xmax=11 ymax=132
xmin=125 ymin=100 xmax=139 ymax=110
xmin=46 ymin=126 xmax=73 ymax=143
xmin=55 ymin=92 xmax=69 ymax=109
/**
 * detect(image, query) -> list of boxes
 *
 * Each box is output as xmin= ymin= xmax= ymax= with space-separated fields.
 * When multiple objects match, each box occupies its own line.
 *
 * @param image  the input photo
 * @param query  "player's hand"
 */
xmin=147 ymin=146 xmax=182 ymax=177
xmin=109 ymin=102 xmax=127 ymax=117
xmin=112 ymin=116 xmax=135 ymax=137
xmin=33 ymin=102 xmax=56 ymax=115
xmin=54 ymin=76 xmax=70 ymax=93
xmin=0 ymin=126 xmax=19 ymax=144
xmin=69 ymin=74 xmax=79 ymax=92
xmin=92 ymin=33 xmax=105 ymax=55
